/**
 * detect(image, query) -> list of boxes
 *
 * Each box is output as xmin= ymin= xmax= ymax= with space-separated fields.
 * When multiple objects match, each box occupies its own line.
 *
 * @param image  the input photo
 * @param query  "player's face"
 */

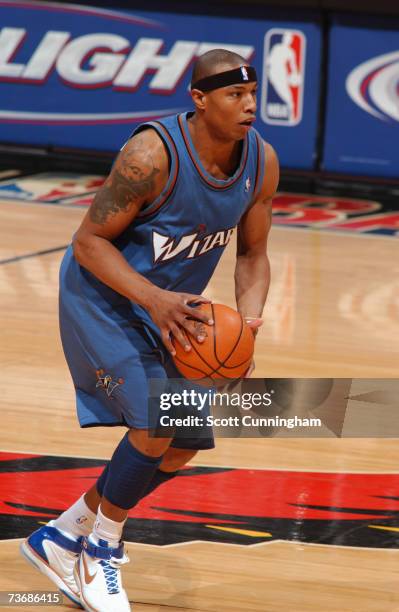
xmin=205 ymin=81 xmax=258 ymax=141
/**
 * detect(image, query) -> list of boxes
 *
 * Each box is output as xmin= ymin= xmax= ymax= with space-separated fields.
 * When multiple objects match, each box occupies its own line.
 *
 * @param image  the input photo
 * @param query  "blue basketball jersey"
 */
xmin=61 ymin=112 xmax=265 ymax=338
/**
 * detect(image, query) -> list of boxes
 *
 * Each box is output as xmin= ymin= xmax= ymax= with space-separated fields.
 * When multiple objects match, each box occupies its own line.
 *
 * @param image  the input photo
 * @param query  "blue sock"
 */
xmin=96 ymin=464 xmax=109 ymax=497
xmin=102 ymin=432 xmax=163 ymax=510
xmin=96 ymin=464 xmax=177 ymax=500
xmin=141 ymin=469 xmax=177 ymax=497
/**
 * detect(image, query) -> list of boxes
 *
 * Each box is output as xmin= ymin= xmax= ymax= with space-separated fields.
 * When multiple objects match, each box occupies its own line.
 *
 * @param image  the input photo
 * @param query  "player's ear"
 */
xmin=191 ymin=88 xmax=207 ymax=111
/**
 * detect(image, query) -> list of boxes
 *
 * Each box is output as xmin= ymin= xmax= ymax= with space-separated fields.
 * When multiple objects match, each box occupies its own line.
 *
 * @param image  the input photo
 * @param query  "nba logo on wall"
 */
xmin=261 ymin=29 xmax=306 ymax=126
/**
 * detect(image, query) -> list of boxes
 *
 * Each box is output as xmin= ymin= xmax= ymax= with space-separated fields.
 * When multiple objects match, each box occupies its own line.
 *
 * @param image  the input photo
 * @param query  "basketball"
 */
xmin=172 ymin=303 xmax=254 ymax=380
xmin=287 ymin=72 xmax=302 ymax=87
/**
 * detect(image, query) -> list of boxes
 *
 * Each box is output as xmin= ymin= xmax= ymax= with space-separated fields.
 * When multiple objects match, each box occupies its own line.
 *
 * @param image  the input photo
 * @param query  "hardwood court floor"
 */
xmin=1 ymin=198 xmax=399 ymax=611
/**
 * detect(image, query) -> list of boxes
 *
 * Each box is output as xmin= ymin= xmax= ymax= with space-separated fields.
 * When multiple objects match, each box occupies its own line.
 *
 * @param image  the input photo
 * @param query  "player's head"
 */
xmin=190 ymin=49 xmax=257 ymax=141
xmin=283 ymin=33 xmax=293 ymax=46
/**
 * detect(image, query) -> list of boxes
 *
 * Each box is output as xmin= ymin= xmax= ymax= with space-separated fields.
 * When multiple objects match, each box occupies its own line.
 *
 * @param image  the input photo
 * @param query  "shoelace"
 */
xmin=100 ymin=554 xmax=129 ymax=595
xmin=100 ymin=560 xmax=119 ymax=594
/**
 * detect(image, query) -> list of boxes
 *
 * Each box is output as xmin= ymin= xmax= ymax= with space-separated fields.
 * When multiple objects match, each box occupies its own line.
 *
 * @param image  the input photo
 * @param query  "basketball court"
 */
xmin=1 ymin=172 xmax=399 ymax=611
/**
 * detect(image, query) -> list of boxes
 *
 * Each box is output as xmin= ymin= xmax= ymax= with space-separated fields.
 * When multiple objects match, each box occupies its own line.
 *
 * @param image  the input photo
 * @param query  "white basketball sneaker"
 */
xmin=20 ymin=520 xmax=83 ymax=607
xmin=75 ymin=536 xmax=130 ymax=612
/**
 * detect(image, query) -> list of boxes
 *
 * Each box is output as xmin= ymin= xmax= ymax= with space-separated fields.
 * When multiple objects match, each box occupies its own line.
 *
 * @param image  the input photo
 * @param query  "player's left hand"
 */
xmin=243 ymin=318 xmax=263 ymax=378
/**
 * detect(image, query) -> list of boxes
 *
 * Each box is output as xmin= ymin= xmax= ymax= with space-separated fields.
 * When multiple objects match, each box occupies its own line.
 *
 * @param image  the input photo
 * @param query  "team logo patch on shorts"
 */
xmin=95 ymin=369 xmax=124 ymax=397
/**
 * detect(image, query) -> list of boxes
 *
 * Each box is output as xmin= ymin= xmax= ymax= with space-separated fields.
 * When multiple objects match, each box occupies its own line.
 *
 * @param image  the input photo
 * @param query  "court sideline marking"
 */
xmin=0 ymin=245 xmax=68 ymax=266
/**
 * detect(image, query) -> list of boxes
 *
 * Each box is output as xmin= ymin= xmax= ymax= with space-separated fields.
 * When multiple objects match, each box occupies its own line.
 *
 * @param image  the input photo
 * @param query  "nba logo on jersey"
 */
xmin=261 ymin=29 xmax=306 ymax=126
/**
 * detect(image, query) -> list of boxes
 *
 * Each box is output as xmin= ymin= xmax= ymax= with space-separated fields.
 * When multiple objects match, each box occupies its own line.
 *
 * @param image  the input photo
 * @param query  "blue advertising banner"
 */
xmin=0 ymin=1 xmax=321 ymax=169
xmin=323 ymin=16 xmax=399 ymax=178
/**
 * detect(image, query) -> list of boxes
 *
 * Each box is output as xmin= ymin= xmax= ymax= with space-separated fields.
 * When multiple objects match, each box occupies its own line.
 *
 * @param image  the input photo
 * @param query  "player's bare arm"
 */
xmin=73 ymin=129 xmax=213 ymax=354
xmin=89 ymin=135 xmax=161 ymax=225
xmin=235 ymin=141 xmax=279 ymax=331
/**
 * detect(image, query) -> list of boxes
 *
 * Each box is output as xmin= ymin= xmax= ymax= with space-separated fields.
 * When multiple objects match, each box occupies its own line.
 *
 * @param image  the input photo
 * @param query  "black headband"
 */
xmin=191 ymin=65 xmax=257 ymax=92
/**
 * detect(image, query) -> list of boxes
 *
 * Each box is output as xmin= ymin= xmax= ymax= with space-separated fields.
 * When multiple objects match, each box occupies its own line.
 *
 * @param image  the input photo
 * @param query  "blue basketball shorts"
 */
xmin=58 ymin=256 xmax=214 ymax=451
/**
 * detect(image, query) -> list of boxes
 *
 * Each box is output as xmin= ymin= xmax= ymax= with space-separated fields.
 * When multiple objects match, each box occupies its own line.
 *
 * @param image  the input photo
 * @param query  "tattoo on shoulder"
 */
xmin=89 ymin=136 xmax=160 ymax=224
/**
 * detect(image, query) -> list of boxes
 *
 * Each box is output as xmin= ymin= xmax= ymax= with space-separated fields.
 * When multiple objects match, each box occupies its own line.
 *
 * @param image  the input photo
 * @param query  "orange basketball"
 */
xmin=172 ymin=303 xmax=254 ymax=380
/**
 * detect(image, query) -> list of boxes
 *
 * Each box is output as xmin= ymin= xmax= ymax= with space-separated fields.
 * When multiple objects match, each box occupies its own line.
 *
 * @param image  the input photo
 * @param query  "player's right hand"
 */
xmin=147 ymin=290 xmax=214 ymax=355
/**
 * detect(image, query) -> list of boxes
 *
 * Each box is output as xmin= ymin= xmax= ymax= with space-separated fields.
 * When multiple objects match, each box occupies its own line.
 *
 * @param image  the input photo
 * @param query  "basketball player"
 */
xmin=21 ymin=49 xmax=279 ymax=611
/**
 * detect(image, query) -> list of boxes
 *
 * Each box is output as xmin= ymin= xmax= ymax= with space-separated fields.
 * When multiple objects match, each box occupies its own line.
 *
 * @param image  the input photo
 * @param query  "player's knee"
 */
xmin=160 ymin=448 xmax=198 ymax=472
xmin=128 ymin=428 xmax=172 ymax=457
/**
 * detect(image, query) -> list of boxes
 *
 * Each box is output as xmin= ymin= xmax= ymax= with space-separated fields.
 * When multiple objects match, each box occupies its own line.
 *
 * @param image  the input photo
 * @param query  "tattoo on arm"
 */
xmin=89 ymin=137 xmax=160 ymax=225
